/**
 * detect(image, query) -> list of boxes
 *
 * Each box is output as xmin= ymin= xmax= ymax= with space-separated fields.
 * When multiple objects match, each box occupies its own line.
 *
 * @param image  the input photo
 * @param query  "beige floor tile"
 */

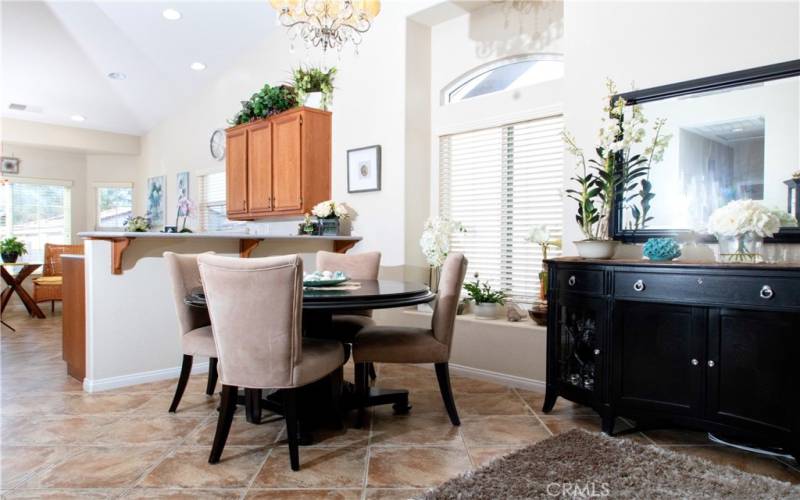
xmin=2 ymin=489 xmax=121 ymax=498
xmin=516 ymin=389 xmax=596 ymax=416
xmin=371 ymin=391 xmax=447 ymax=418
xmin=124 ymin=488 xmax=244 ymax=499
xmin=466 ymin=445 xmax=525 ymax=467
xmin=188 ymin=415 xmax=283 ymax=447
xmin=455 ymin=391 xmax=531 ymax=416
xmin=364 ymin=489 xmax=425 ymax=500
xmin=0 ymin=446 xmax=75 ymax=488
xmin=376 ymin=364 xmax=430 ymax=379
xmin=61 ymin=393 xmax=164 ymax=415
xmin=94 ymin=416 xmax=205 ymax=445
xmin=370 ymin=414 xmax=461 ymax=447
xmin=136 ymin=392 xmax=219 ymax=416
xmin=253 ymin=447 xmax=367 ymax=489
xmin=374 ymin=375 xmax=439 ymax=392
xmin=448 ymin=376 xmax=508 ymax=394
xmin=112 ymin=378 xmax=181 ymax=394
xmin=367 ymin=447 xmax=471 ymax=488
xmin=140 ymin=446 xmax=268 ymax=489
xmin=23 ymin=446 xmax=167 ymax=489
xmin=245 ymin=489 xmax=362 ymax=499
xmin=1 ymin=416 xmax=114 ymax=445
xmin=539 ymin=415 xmax=633 ymax=437
xmin=459 ymin=415 xmax=551 ymax=447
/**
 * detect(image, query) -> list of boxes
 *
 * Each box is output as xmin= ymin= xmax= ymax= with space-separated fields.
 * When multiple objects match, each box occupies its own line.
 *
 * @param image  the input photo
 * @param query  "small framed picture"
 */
xmin=347 ymin=145 xmax=381 ymax=193
xmin=1 ymin=157 xmax=20 ymax=175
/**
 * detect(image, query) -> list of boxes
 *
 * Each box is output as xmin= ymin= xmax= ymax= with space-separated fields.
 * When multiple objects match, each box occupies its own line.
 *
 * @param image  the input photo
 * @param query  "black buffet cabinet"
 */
xmin=544 ymin=257 xmax=799 ymax=461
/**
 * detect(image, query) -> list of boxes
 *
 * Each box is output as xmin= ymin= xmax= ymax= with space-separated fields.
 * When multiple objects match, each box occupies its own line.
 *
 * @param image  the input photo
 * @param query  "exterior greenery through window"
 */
xmin=439 ymin=115 xmax=564 ymax=305
xmin=0 ymin=180 xmax=72 ymax=262
xmin=96 ymin=185 xmax=132 ymax=229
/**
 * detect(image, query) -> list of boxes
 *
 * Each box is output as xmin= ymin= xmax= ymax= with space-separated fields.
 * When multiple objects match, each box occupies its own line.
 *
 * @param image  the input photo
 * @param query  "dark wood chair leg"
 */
xmin=542 ymin=385 xmax=558 ymax=413
xmin=354 ymin=362 xmax=368 ymax=429
xmin=169 ymin=354 xmax=193 ymax=413
xmin=434 ymin=362 xmax=460 ymax=426
xmin=209 ymin=384 xmax=238 ymax=464
xmin=51 ymin=301 xmax=55 ymax=314
xmin=206 ymin=358 xmax=218 ymax=396
xmin=284 ymin=388 xmax=300 ymax=471
xmin=245 ymin=388 xmax=263 ymax=424
xmin=368 ymin=362 xmax=377 ymax=381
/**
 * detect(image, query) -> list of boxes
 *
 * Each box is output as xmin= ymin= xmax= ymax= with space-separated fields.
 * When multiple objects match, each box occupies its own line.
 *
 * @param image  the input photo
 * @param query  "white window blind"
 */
xmin=439 ymin=114 xmax=564 ymax=305
xmin=0 ymin=179 xmax=72 ymax=262
xmin=199 ymin=172 xmax=242 ymax=232
xmin=95 ymin=184 xmax=133 ymax=229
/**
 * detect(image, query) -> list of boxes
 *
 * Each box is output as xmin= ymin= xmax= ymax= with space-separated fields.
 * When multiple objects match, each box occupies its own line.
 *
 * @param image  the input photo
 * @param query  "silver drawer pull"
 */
xmin=593 ymin=349 xmax=600 ymax=356
xmin=707 ymin=360 xmax=715 ymax=368
xmin=633 ymin=279 xmax=646 ymax=292
xmin=691 ymin=358 xmax=699 ymax=366
xmin=568 ymin=275 xmax=576 ymax=287
xmin=759 ymin=285 xmax=774 ymax=300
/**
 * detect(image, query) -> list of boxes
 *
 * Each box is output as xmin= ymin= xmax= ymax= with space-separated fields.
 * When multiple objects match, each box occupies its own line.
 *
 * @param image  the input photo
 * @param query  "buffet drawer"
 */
xmin=556 ymin=269 xmax=604 ymax=295
xmin=614 ymin=271 xmax=800 ymax=309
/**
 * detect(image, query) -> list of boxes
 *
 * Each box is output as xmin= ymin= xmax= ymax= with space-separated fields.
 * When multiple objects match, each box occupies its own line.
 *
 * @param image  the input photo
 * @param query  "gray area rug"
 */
xmin=420 ymin=429 xmax=800 ymax=499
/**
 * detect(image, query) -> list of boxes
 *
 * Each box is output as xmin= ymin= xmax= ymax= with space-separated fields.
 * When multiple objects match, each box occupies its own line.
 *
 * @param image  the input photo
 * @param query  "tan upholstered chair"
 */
xmin=33 ymin=243 xmax=84 ymax=314
xmin=316 ymin=250 xmax=381 ymax=379
xmin=198 ymin=254 xmax=345 ymax=470
xmin=163 ymin=252 xmax=218 ymax=413
xmin=353 ymin=252 xmax=468 ymax=426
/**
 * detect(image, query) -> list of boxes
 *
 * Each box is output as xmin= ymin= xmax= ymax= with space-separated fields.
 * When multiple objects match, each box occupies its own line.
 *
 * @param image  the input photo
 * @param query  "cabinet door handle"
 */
xmin=633 ymin=279 xmax=646 ymax=292
xmin=691 ymin=358 xmax=699 ymax=366
xmin=242 ymin=200 xmax=246 ymax=210
xmin=568 ymin=275 xmax=576 ymax=287
xmin=593 ymin=349 xmax=600 ymax=356
xmin=707 ymin=360 xmax=715 ymax=368
xmin=759 ymin=285 xmax=774 ymax=300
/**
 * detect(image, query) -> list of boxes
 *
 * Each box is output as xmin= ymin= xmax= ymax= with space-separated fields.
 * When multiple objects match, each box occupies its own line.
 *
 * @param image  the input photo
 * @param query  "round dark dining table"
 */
xmin=185 ymin=279 xmax=435 ymax=439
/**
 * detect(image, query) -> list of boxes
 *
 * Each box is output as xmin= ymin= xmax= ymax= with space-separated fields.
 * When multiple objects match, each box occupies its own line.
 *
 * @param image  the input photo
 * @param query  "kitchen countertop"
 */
xmin=78 ymin=231 xmax=362 ymax=241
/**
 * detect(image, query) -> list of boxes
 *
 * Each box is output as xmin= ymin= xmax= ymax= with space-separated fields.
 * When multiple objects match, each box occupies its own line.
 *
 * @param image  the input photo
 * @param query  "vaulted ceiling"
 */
xmin=1 ymin=1 xmax=276 ymax=135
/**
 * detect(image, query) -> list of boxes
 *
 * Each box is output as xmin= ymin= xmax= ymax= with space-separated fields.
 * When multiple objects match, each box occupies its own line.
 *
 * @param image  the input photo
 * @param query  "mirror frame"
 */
xmin=609 ymin=59 xmax=800 ymax=244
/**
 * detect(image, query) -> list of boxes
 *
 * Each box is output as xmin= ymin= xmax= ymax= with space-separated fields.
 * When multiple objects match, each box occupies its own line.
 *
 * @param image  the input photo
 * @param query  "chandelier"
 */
xmin=269 ymin=0 xmax=381 ymax=53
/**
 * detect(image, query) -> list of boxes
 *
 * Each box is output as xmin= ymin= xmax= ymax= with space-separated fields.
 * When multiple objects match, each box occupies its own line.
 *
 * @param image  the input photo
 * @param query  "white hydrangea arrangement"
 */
xmin=311 ymin=200 xmax=349 ymax=219
xmin=707 ymin=200 xmax=786 ymax=238
xmin=419 ymin=216 xmax=465 ymax=268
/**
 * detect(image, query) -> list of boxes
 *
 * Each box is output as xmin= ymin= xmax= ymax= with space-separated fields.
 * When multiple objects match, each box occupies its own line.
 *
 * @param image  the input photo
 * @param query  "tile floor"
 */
xmin=1 ymin=308 xmax=798 ymax=499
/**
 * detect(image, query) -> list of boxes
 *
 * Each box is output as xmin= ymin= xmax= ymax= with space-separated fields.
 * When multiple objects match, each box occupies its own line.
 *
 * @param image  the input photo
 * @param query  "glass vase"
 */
xmin=716 ymin=232 xmax=764 ymax=263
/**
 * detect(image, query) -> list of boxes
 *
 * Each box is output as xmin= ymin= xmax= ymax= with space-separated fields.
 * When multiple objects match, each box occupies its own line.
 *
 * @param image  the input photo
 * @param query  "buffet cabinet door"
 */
xmin=553 ymin=293 xmax=606 ymax=407
xmin=707 ymin=309 xmax=799 ymax=436
xmin=612 ymin=301 xmax=705 ymax=417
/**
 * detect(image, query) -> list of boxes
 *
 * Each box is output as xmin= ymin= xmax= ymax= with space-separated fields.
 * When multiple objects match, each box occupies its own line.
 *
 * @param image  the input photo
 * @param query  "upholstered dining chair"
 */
xmin=163 ymin=252 xmax=218 ymax=413
xmin=33 ymin=243 xmax=84 ymax=314
xmin=316 ymin=250 xmax=381 ymax=378
xmin=198 ymin=254 xmax=345 ymax=470
xmin=353 ymin=252 xmax=468 ymax=426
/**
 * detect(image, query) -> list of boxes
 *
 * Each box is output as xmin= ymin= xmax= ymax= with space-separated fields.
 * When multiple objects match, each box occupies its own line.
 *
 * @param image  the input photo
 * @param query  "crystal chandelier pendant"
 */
xmin=270 ymin=0 xmax=380 ymax=53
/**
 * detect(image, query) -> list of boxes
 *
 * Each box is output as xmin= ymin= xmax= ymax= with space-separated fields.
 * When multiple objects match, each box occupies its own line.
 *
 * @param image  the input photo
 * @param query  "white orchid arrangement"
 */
xmin=176 ymin=196 xmax=195 ymax=233
xmin=525 ymin=225 xmax=561 ymax=261
xmin=708 ymin=200 xmax=795 ymax=238
xmin=419 ymin=216 xmax=465 ymax=268
xmin=311 ymin=200 xmax=349 ymax=219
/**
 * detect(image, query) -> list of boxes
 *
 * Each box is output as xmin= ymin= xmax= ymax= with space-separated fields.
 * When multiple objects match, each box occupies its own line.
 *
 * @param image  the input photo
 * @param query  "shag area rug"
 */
xmin=420 ymin=429 xmax=800 ymax=499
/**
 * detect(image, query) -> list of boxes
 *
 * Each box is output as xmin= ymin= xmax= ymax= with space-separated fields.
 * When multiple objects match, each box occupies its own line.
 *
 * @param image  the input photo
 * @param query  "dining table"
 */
xmin=185 ymin=278 xmax=436 ymax=441
xmin=1 ymin=263 xmax=46 ymax=328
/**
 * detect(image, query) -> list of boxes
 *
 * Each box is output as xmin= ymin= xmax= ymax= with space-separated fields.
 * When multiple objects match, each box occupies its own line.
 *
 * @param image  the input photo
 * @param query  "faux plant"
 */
xmin=302 ymin=213 xmax=316 ymax=234
xmin=463 ymin=274 xmax=506 ymax=305
xmin=526 ymin=225 xmax=561 ymax=301
xmin=563 ymin=79 xmax=672 ymax=240
xmin=124 ymin=215 xmax=152 ymax=232
xmin=293 ymin=66 xmax=336 ymax=110
xmin=0 ymin=236 xmax=27 ymax=257
xmin=230 ymin=84 xmax=298 ymax=125
xmin=419 ymin=217 xmax=465 ymax=268
xmin=311 ymin=200 xmax=349 ymax=220
xmin=176 ymin=196 xmax=195 ymax=233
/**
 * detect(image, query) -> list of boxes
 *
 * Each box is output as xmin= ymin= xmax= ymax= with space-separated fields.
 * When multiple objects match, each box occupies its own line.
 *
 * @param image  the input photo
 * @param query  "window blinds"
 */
xmin=199 ymin=172 xmax=242 ymax=232
xmin=439 ymin=114 xmax=564 ymax=305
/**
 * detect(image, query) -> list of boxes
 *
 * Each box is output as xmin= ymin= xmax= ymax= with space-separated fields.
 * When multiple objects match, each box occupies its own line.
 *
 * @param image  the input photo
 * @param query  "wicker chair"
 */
xmin=33 ymin=243 xmax=84 ymax=314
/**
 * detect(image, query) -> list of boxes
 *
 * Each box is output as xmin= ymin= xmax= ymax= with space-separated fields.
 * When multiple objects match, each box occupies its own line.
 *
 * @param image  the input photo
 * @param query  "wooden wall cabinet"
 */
xmin=226 ymin=107 xmax=331 ymax=220
xmin=544 ymin=258 xmax=800 ymax=461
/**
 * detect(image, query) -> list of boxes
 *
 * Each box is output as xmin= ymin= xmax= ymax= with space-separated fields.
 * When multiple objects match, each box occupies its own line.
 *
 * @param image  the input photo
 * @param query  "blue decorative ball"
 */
xmin=643 ymin=238 xmax=682 ymax=261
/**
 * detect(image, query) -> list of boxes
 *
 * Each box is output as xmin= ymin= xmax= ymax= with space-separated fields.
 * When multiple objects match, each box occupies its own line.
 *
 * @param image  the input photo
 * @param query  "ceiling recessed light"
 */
xmin=190 ymin=62 xmax=207 ymax=71
xmin=162 ymin=8 xmax=181 ymax=20
xmin=70 ymin=114 xmax=85 ymax=122
xmin=107 ymin=72 xmax=127 ymax=80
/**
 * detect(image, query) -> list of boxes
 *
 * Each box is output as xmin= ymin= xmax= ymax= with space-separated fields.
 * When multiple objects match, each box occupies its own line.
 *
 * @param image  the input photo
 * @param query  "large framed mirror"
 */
xmin=610 ymin=60 xmax=800 ymax=243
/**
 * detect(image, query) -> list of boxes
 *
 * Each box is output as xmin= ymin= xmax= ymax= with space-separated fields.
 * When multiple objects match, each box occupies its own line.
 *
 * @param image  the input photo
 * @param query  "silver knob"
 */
xmin=568 ymin=275 xmax=576 ymax=287
xmin=593 ymin=349 xmax=600 ymax=356
xmin=633 ymin=279 xmax=645 ymax=292
xmin=697 ymin=278 xmax=703 ymax=285
xmin=691 ymin=358 xmax=699 ymax=366
xmin=708 ymin=360 xmax=715 ymax=368
xmin=759 ymin=285 xmax=774 ymax=300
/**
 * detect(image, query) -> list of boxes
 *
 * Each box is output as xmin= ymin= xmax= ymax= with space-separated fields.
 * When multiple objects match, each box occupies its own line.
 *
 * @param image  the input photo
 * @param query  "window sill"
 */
xmin=402 ymin=308 xmax=547 ymax=332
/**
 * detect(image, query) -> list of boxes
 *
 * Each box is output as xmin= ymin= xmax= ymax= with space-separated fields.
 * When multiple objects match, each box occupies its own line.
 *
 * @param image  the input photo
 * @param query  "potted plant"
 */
xmin=0 ymin=236 xmax=27 ymax=263
xmin=311 ymin=200 xmax=350 ymax=235
xmin=419 ymin=216 xmax=465 ymax=292
xmin=298 ymin=213 xmax=318 ymax=235
xmin=563 ymin=79 xmax=671 ymax=258
xmin=463 ymin=274 xmax=506 ymax=320
xmin=293 ymin=66 xmax=336 ymax=111
xmin=707 ymin=200 xmax=795 ymax=263
xmin=124 ymin=215 xmax=152 ymax=233
xmin=176 ymin=196 xmax=195 ymax=233
xmin=229 ymin=84 xmax=298 ymax=126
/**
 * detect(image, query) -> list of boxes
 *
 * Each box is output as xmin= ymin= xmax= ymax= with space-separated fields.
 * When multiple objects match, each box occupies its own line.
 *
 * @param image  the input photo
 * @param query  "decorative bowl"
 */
xmin=303 ymin=271 xmax=348 ymax=287
xmin=643 ymin=237 xmax=682 ymax=261
xmin=528 ymin=305 xmax=548 ymax=326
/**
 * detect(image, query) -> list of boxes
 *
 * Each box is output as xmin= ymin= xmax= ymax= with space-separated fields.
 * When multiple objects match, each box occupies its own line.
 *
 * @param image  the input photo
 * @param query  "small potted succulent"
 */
xmin=311 ymin=200 xmax=349 ymax=236
xmin=0 ymin=236 xmax=27 ymax=263
xmin=463 ymin=273 xmax=506 ymax=320
xmin=298 ymin=213 xmax=318 ymax=235
xmin=293 ymin=66 xmax=336 ymax=110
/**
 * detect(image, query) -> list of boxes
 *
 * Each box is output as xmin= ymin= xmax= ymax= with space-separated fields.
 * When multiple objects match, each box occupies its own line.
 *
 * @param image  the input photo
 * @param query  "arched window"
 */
xmin=441 ymin=53 xmax=563 ymax=105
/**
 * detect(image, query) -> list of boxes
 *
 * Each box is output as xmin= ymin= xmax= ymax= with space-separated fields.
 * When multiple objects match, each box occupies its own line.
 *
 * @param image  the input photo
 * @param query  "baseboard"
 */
xmin=420 ymin=362 xmax=546 ymax=392
xmin=83 ymin=361 xmax=210 ymax=393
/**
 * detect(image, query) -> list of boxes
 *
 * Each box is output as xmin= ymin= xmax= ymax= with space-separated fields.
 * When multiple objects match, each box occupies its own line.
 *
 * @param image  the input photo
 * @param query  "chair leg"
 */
xmin=284 ymin=388 xmax=300 ymax=471
xmin=51 ymin=301 xmax=55 ymax=314
xmin=368 ymin=362 xmax=377 ymax=381
xmin=245 ymin=388 xmax=262 ymax=424
xmin=209 ymin=384 xmax=238 ymax=464
xmin=435 ymin=362 xmax=460 ymax=426
xmin=354 ymin=362 xmax=369 ymax=429
xmin=206 ymin=358 xmax=218 ymax=396
xmin=169 ymin=354 xmax=193 ymax=413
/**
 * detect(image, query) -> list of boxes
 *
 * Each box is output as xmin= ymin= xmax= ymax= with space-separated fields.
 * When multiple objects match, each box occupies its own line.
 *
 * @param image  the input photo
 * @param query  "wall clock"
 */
xmin=210 ymin=129 xmax=225 ymax=161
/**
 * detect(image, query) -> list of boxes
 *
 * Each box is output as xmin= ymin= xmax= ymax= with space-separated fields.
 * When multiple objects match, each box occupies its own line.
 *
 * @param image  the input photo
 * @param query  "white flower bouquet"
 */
xmin=311 ymin=200 xmax=349 ymax=219
xmin=708 ymin=200 xmax=795 ymax=263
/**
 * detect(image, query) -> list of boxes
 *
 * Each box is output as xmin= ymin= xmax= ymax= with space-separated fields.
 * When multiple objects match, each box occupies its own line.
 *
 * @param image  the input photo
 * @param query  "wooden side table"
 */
xmin=1 ymin=263 xmax=46 ymax=323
